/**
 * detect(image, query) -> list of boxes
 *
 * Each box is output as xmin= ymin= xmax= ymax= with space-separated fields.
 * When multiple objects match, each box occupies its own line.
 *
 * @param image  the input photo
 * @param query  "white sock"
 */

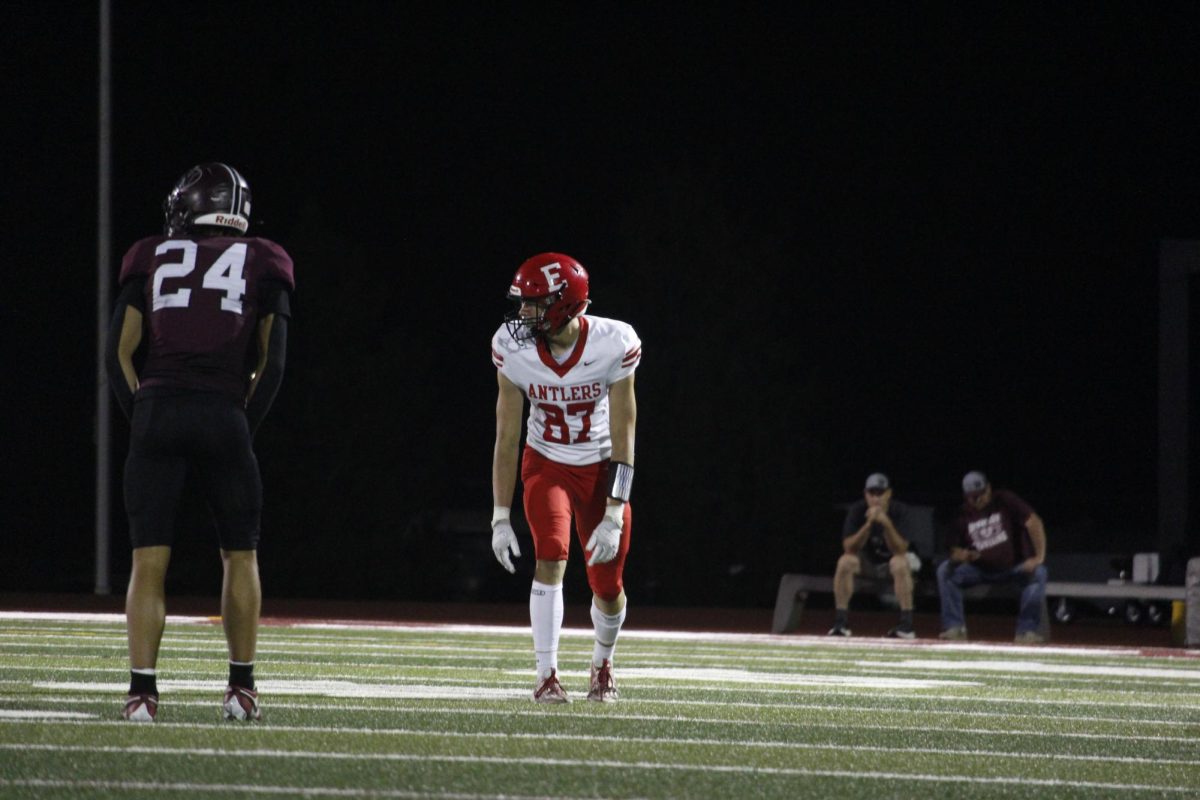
xmin=530 ymin=580 xmax=563 ymax=680
xmin=591 ymin=601 xmax=626 ymax=667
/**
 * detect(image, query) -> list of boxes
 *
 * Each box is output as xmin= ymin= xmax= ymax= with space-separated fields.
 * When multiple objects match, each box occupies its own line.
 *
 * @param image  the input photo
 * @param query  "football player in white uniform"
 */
xmin=490 ymin=252 xmax=641 ymax=703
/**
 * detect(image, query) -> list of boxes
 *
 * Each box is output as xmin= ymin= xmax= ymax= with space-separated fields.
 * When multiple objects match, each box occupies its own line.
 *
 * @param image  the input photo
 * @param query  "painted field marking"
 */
xmin=7 ymin=612 xmax=1195 ymax=667
xmin=14 ymin=691 xmax=1200 ymax=731
xmin=0 ymin=746 xmax=1193 ymax=794
xmin=10 ymin=642 xmax=1196 ymax=690
xmin=0 ymin=613 xmax=1146 ymax=658
xmin=873 ymin=658 xmax=1200 ymax=681
xmin=0 ymin=779 xmax=561 ymax=799
xmin=3 ymin=732 xmax=1198 ymax=767
xmin=0 ymin=710 xmax=95 ymax=719
xmin=21 ymin=673 xmax=1200 ymax=717
xmin=5 ymin=700 xmax=1198 ymax=742
xmin=615 ymin=667 xmax=970 ymax=689
xmin=9 ymin=644 xmax=1199 ymax=694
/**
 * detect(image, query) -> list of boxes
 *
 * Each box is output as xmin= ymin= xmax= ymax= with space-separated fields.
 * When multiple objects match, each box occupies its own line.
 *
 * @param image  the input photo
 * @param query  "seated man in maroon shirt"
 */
xmin=937 ymin=471 xmax=1048 ymax=643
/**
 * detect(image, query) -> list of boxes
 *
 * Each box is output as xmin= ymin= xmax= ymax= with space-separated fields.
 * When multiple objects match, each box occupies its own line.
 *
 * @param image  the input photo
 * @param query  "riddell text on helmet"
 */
xmin=215 ymin=215 xmax=248 ymax=232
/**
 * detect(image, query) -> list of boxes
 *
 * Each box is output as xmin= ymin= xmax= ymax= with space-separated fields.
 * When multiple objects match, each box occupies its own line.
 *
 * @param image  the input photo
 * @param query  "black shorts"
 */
xmin=124 ymin=391 xmax=262 ymax=550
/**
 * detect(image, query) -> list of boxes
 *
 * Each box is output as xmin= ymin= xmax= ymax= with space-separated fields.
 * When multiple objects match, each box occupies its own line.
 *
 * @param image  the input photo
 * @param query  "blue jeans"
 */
xmin=937 ymin=559 xmax=1048 ymax=635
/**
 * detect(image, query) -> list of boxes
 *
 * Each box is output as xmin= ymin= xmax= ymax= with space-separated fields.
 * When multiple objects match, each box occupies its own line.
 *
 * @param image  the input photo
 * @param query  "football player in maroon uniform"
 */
xmin=106 ymin=163 xmax=294 ymax=722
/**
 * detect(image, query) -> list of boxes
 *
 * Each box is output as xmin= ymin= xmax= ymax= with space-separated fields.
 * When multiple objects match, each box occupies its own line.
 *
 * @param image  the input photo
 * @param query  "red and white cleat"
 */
xmin=222 ymin=685 xmax=262 ymax=721
xmin=587 ymin=659 xmax=619 ymax=703
xmin=122 ymin=693 xmax=158 ymax=722
xmin=532 ymin=669 xmax=570 ymax=704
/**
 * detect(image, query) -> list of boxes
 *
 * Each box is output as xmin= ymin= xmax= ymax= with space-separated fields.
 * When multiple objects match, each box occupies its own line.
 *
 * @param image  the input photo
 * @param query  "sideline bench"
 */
xmin=771 ymin=561 xmax=1199 ymax=645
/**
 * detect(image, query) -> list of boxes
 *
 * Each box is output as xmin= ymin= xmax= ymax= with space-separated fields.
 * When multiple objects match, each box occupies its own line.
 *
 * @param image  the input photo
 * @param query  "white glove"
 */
xmin=492 ymin=520 xmax=520 ymax=573
xmin=586 ymin=504 xmax=624 ymax=566
xmin=491 ymin=507 xmax=521 ymax=574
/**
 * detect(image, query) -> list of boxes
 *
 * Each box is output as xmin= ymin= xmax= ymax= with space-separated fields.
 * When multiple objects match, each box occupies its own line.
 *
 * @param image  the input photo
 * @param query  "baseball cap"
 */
xmin=962 ymin=471 xmax=988 ymax=494
xmin=864 ymin=473 xmax=890 ymax=492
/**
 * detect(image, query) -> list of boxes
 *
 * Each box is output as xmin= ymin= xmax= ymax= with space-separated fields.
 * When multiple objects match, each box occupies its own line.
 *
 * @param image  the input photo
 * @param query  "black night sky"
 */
xmin=4 ymin=3 xmax=1199 ymax=605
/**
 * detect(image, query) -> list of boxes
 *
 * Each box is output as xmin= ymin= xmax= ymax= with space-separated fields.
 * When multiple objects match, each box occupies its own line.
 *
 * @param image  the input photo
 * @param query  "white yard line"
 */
xmin=616 ymin=667 xmax=971 ymax=689
xmin=4 ymin=706 xmax=1198 ymax=741
xmin=32 ymin=675 xmax=963 ymax=698
xmin=8 ymin=674 xmax=1200 ymax=700
xmin=14 ymin=692 xmax=1200 ymax=729
xmin=21 ymin=673 xmax=1200 ymax=713
xmin=0 ymin=612 xmax=213 ymax=625
xmin=7 ymin=648 xmax=1200 ymax=692
xmin=4 ymin=612 xmax=1173 ymax=660
xmin=0 ymin=779 xmax=574 ymax=800
xmin=5 ymin=666 xmax=1195 ymax=705
xmin=866 ymin=658 xmax=1200 ymax=681
xmin=0 ymin=710 xmax=95 ymax=719
xmin=4 ymin=634 xmax=1198 ymax=677
xmin=0 ymin=747 xmax=1192 ymax=794
xmin=3 ymin=735 xmax=1197 ymax=767
xmin=3 ymin=625 xmax=1190 ymax=676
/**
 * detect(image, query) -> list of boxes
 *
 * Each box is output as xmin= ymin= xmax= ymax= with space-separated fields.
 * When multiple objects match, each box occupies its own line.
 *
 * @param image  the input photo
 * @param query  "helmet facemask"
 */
xmin=504 ymin=290 xmax=561 ymax=343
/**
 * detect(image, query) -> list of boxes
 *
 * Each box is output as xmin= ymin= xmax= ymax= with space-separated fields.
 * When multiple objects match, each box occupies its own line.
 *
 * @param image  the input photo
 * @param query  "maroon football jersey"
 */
xmin=949 ymin=490 xmax=1036 ymax=571
xmin=119 ymin=235 xmax=295 ymax=400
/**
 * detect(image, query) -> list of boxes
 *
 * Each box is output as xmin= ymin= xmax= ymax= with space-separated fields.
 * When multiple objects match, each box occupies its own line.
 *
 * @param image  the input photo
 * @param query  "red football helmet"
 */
xmin=504 ymin=252 xmax=590 ymax=341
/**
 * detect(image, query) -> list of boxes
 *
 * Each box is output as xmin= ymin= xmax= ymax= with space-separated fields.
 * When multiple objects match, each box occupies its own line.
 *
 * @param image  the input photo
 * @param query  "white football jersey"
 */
xmin=491 ymin=315 xmax=642 ymax=466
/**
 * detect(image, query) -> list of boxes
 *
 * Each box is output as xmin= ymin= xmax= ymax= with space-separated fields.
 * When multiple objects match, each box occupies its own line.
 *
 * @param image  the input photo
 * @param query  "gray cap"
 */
xmin=864 ymin=473 xmax=890 ymax=491
xmin=962 ymin=471 xmax=988 ymax=493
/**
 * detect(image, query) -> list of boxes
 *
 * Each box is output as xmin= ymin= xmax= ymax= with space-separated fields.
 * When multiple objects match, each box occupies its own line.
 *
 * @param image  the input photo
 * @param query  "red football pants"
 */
xmin=521 ymin=447 xmax=631 ymax=601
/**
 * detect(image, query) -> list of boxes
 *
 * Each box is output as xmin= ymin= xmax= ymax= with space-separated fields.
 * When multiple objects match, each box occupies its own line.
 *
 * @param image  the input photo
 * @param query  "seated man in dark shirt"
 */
xmin=829 ymin=473 xmax=920 ymax=639
xmin=937 ymin=471 xmax=1049 ymax=644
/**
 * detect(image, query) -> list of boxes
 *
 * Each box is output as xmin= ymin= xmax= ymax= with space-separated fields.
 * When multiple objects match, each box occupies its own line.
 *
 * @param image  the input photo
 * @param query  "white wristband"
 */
xmin=603 ymin=503 xmax=624 ymax=526
xmin=491 ymin=506 xmax=510 ymax=527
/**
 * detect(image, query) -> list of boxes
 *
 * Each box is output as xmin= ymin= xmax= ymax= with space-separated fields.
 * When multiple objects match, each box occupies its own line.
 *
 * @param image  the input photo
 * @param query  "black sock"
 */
xmin=834 ymin=609 xmax=848 ymax=627
xmin=130 ymin=670 xmax=157 ymax=696
xmin=900 ymin=609 xmax=914 ymax=627
xmin=229 ymin=662 xmax=255 ymax=690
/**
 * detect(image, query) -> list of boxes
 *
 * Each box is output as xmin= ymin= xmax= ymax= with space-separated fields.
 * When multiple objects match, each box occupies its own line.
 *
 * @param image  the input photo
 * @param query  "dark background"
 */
xmin=4 ymin=3 xmax=1199 ymax=608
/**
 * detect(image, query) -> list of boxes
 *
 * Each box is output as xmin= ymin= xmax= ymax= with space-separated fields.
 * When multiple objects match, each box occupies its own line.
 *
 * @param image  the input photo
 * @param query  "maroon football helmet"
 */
xmin=504 ymin=252 xmax=590 ymax=342
xmin=163 ymin=162 xmax=252 ymax=237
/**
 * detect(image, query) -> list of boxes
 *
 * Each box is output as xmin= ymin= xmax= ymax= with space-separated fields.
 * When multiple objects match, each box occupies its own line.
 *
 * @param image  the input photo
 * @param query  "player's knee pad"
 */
xmin=532 ymin=534 xmax=570 ymax=562
xmin=585 ymin=565 xmax=624 ymax=602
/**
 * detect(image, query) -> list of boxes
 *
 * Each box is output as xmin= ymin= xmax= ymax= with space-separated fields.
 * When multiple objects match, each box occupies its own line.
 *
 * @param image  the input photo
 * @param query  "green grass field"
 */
xmin=1 ymin=611 xmax=1198 ymax=799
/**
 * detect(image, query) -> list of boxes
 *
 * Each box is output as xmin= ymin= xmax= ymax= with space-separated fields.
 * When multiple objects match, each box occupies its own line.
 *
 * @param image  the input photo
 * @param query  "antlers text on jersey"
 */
xmin=527 ymin=382 xmax=604 ymax=402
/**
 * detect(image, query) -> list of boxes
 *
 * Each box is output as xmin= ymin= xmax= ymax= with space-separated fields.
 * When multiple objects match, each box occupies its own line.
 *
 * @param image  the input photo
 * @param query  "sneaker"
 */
xmin=222 ymin=685 xmax=262 ymax=722
xmin=1014 ymin=630 xmax=1046 ymax=645
xmin=532 ymin=669 xmax=570 ymax=704
xmin=938 ymin=626 xmax=968 ymax=641
xmin=121 ymin=693 xmax=158 ymax=722
xmin=827 ymin=625 xmax=851 ymax=637
xmin=587 ymin=659 xmax=619 ymax=703
xmin=886 ymin=625 xmax=916 ymax=640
